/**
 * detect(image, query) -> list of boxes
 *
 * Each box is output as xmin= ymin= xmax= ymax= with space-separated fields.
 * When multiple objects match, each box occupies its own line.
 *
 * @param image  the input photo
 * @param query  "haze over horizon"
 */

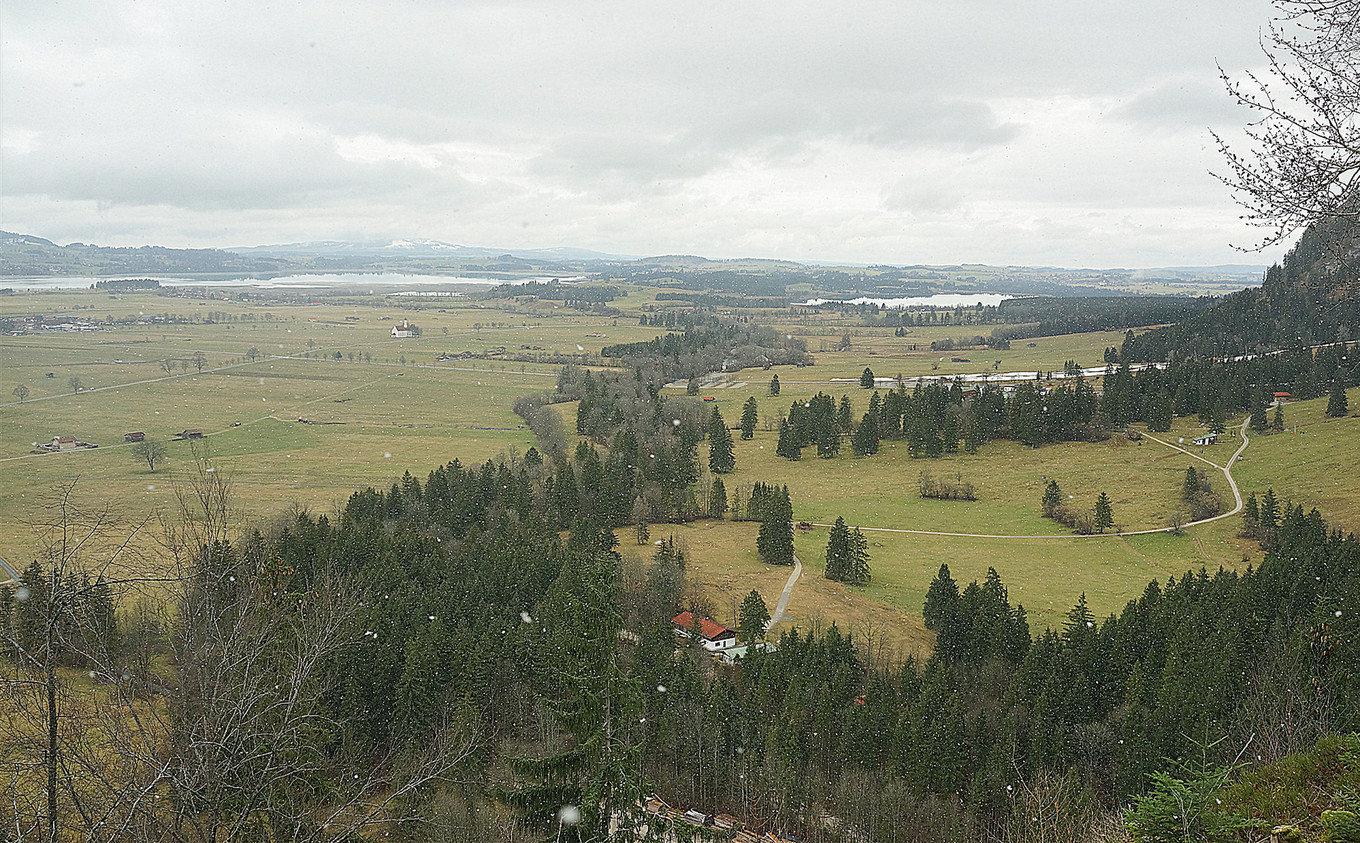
xmin=1 ymin=0 xmax=1293 ymax=268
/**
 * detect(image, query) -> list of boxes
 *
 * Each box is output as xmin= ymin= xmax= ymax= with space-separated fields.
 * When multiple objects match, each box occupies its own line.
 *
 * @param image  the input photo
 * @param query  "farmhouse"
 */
xmin=1192 ymin=433 xmax=1218 ymax=446
xmin=1273 ymin=391 xmax=1294 ymax=402
xmin=390 ymin=321 xmax=419 ymax=338
xmin=671 ymin=611 xmax=737 ymax=651
xmin=123 ymin=431 xmax=145 ymax=443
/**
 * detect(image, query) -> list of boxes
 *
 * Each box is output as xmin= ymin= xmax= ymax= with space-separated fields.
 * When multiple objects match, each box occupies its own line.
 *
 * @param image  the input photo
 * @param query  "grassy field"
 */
xmin=1230 ymin=387 xmax=1360 ymax=531
xmin=4 ymin=284 xmax=1306 ymax=657
xmin=0 ymin=289 xmax=665 ymax=557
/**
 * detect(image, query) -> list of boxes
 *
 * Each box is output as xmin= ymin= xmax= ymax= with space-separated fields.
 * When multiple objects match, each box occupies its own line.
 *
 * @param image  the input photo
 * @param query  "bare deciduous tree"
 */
xmin=1215 ymin=0 xmax=1360 ymax=247
xmin=129 ymin=439 xmax=167 ymax=473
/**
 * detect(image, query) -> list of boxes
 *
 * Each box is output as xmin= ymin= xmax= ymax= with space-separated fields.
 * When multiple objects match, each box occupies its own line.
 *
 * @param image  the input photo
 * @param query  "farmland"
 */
xmin=1 ymin=283 xmax=1340 ymax=654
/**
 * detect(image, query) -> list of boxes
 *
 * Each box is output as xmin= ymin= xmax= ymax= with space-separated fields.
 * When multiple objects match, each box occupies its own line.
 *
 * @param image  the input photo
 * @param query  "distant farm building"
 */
xmin=390 ymin=321 xmax=420 ymax=338
xmin=1273 ymin=391 xmax=1294 ymax=402
xmin=34 ymin=435 xmax=98 ymax=453
xmin=672 ymin=611 xmax=737 ymax=651
xmin=123 ymin=431 xmax=145 ymax=443
xmin=175 ymin=429 xmax=204 ymax=441
xmin=1192 ymin=433 xmax=1218 ymax=446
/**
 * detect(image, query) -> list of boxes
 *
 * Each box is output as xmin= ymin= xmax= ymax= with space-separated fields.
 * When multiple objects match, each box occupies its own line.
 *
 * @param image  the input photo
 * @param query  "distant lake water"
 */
xmin=1 ymin=272 xmax=579 ymax=291
xmin=803 ymin=293 xmax=1014 ymax=308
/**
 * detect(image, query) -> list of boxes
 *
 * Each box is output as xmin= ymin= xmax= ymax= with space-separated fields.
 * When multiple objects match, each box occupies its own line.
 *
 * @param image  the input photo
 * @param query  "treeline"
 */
xmin=775 ymin=379 xmax=1105 ymax=462
xmin=654 ymin=291 xmax=788 ymax=308
xmin=485 ymin=280 xmax=622 ymax=303
xmin=1103 ymin=342 xmax=1360 ymax=431
xmin=601 ymin=317 xmax=812 ymax=374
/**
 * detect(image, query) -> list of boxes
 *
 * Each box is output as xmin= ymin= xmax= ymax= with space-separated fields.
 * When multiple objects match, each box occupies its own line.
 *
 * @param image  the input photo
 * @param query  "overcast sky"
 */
xmin=0 ymin=0 xmax=1290 ymax=266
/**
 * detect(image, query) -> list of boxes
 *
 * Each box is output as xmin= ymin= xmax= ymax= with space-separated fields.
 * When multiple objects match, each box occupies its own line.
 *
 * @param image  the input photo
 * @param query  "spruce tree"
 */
xmin=707 ymin=408 xmax=735 ymax=474
xmin=1094 ymin=492 xmax=1114 ymax=533
xmin=1241 ymin=492 xmax=1260 ymax=538
xmin=775 ymin=418 xmax=801 ymax=459
xmin=845 ymin=527 xmax=870 ymax=586
xmin=1249 ymin=389 xmax=1268 ymax=431
xmin=709 ymin=477 xmax=728 ymax=519
xmin=851 ymin=412 xmax=880 ymax=456
xmin=1147 ymin=389 xmax=1173 ymax=432
xmin=737 ymin=590 xmax=770 ymax=644
xmin=1272 ymin=402 xmax=1285 ymax=432
xmin=1041 ymin=479 xmax=1063 ymax=517
xmin=859 ymin=367 xmax=875 ymax=388
xmin=1259 ymin=487 xmax=1280 ymax=534
xmin=1327 ymin=377 xmax=1349 ymax=417
xmin=1182 ymin=466 xmax=1201 ymax=502
xmin=837 ymin=395 xmax=854 ymax=434
xmin=756 ymin=486 xmax=795 ymax=566
xmin=825 ymin=517 xmax=851 ymax=581
xmin=769 ymin=374 xmax=780 ymax=396
xmin=740 ymin=395 xmax=758 ymax=440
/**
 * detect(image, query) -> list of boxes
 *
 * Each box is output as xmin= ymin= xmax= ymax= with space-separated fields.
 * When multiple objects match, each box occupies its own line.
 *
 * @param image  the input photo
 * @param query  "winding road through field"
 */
xmin=766 ymin=553 xmax=803 ymax=628
xmin=812 ymin=416 xmax=1253 ymax=541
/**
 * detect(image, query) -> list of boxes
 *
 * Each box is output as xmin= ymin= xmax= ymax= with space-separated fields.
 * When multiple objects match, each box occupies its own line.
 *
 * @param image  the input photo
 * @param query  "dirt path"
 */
xmin=766 ymin=553 xmax=803 ymax=628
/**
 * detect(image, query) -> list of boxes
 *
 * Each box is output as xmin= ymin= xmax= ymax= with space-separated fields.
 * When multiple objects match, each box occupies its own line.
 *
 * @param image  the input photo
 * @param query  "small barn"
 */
xmin=175 ymin=429 xmax=204 ymax=440
xmin=123 ymin=431 xmax=145 ymax=443
xmin=1192 ymin=433 xmax=1218 ymax=446
xmin=390 ymin=321 xmax=419 ymax=338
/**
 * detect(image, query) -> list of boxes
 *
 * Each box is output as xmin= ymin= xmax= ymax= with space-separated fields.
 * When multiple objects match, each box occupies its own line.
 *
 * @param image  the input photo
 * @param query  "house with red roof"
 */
xmin=671 ymin=610 xmax=737 ymax=652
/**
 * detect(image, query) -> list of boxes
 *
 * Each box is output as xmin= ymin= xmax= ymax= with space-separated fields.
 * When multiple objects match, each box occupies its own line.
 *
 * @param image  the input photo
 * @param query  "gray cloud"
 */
xmin=0 ymin=0 xmax=1287 ymax=265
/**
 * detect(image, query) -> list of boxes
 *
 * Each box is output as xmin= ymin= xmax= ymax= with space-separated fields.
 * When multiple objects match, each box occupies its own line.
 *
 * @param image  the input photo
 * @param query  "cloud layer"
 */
xmin=0 ymin=0 xmax=1286 ymax=265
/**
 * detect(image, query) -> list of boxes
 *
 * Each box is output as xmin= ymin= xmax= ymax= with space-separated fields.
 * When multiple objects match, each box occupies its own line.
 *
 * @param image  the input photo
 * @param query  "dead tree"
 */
xmin=1215 ymin=0 xmax=1360 ymax=248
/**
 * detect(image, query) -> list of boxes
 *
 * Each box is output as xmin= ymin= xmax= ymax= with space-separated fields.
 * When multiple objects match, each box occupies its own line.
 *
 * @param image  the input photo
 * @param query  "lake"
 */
xmin=802 ymin=293 xmax=1013 ymax=308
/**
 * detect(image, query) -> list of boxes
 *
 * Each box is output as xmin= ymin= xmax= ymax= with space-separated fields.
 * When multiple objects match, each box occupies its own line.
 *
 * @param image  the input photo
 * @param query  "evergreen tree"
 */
xmin=859 ymin=367 xmax=875 ymax=388
xmin=686 ymin=377 xmax=699 ymax=396
xmin=1249 ymin=388 xmax=1268 ymax=431
xmin=1241 ymin=492 xmax=1260 ymax=538
xmin=851 ymin=411 xmax=880 ymax=456
xmin=739 ymin=395 xmax=758 ymax=440
xmin=845 ymin=527 xmax=870 ymax=586
xmin=1182 ymin=466 xmax=1201 ymax=502
xmin=707 ymin=408 xmax=736 ymax=474
xmin=1094 ymin=492 xmax=1114 ymax=533
xmin=756 ymin=486 xmax=795 ymax=566
xmin=509 ymin=544 xmax=644 ymax=842
xmin=775 ymin=418 xmax=801 ymax=459
xmin=1062 ymin=592 xmax=1096 ymax=636
xmin=394 ymin=619 xmax=448 ymax=737
xmin=737 ymin=590 xmax=770 ymax=644
xmin=1259 ymin=487 xmax=1280 ymax=534
xmin=1147 ymin=388 xmax=1174 ymax=432
xmin=923 ymin=564 xmax=964 ymax=660
xmin=837 ymin=395 xmax=854 ymax=434
xmin=708 ymin=477 xmax=728 ymax=519
xmin=769 ymin=374 xmax=781 ymax=396
xmin=825 ymin=517 xmax=851 ymax=582
xmin=1327 ymin=377 xmax=1349 ymax=417
xmin=1041 ymin=479 xmax=1063 ymax=517
xmin=1272 ymin=402 xmax=1285 ymax=432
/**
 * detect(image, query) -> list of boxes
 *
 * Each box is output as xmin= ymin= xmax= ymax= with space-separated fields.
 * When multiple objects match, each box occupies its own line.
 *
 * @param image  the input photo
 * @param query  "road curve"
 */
xmin=813 ymin=416 xmax=1252 ymax=541
xmin=766 ymin=553 xmax=802 ymax=628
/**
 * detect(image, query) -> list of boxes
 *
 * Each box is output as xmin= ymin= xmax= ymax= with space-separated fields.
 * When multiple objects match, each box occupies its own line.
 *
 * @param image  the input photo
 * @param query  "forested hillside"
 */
xmin=1125 ymin=217 xmax=1360 ymax=360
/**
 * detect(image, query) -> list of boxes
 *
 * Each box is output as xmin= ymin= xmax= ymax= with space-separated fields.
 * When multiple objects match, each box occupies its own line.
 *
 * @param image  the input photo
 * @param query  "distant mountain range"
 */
xmin=0 ymin=229 xmax=1269 ymax=298
xmin=229 ymin=238 xmax=634 ymax=263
